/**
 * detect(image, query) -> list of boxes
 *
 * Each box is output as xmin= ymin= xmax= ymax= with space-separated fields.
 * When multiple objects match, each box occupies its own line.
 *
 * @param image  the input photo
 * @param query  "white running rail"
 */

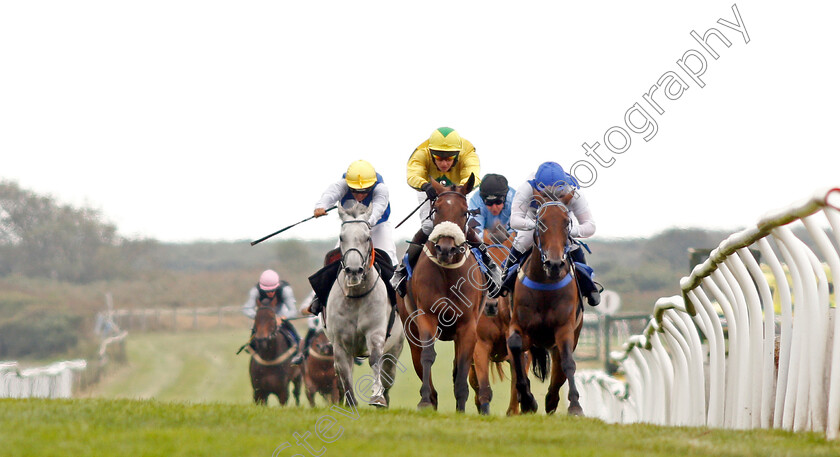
xmin=0 ymin=360 xmax=87 ymax=398
xmin=576 ymin=187 xmax=840 ymax=438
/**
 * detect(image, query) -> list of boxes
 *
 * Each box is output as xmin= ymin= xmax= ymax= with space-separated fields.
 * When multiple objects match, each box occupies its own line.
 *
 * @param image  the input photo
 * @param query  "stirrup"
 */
xmin=291 ymin=354 xmax=304 ymax=365
xmin=308 ymin=296 xmax=323 ymax=315
xmin=392 ymin=265 xmax=408 ymax=297
xmin=486 ymin=263 xmax=503 ymax=298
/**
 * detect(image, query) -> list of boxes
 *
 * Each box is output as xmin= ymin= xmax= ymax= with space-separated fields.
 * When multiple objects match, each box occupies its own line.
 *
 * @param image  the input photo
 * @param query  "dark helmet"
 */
xmin=479 ymin=174 xmax=508 ymax=200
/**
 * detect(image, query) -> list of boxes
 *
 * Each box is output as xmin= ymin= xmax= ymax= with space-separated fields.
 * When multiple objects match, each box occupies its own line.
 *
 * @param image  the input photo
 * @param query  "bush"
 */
xmin=0 ymin=306 xmax=83 ymax=358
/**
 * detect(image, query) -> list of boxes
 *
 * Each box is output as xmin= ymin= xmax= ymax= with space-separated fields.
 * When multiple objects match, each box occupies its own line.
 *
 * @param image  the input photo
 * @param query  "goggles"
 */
xmin=350 ymin=186 xmax=373 ymax=194
xmin=483 ymin=197 xmax=505 ymax=206
xmin=430 ymin=150 xmax=458 ymax=162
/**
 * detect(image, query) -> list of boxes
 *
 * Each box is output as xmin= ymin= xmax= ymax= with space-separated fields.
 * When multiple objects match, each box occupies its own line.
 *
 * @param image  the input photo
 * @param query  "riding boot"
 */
xmin=292 ymin=328 xmax=317 ymax=365
xmin=307 ymin=295 xmax=323 ymax=316
xmin=475 ymin=242 xmax=503 ymax=298
xmin=570 ymin=246 xmax=601 ymax=306
xmin=498 ymin=247 xmax=526 ymax=297
xmin=391 ymin=229 xmax=429 ymax=297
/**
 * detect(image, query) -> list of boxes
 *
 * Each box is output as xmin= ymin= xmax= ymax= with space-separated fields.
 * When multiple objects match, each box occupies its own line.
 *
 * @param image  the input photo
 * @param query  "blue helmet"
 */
xmin=534 ymin=162 xmax=572 ymax=189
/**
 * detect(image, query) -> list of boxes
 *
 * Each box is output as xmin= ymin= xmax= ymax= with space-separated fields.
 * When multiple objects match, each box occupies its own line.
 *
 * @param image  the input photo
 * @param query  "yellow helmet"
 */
xmin=345 ymin=160 xmax=377 ymax=190
xmin=428 ymin=127 xmax=462 ymax=152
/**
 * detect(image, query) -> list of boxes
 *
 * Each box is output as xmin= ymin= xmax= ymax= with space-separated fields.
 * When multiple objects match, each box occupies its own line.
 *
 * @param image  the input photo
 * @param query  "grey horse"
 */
xmin=325 ymin=202 xmax=404 ymax=408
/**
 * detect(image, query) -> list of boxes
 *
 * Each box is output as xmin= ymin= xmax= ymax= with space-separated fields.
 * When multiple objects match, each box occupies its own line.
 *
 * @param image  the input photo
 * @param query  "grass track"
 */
xmin=3 ymin=398 xmax=839 ymax=457
xmin=85 ymin=328 xmax=561 ymax=414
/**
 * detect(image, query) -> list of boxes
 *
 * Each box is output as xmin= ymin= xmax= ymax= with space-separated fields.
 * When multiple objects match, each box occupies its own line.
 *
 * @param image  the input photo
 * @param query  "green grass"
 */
xmin=2 ymin=398 xmax=838 ymax=457
xmin=84 ymin=327 xmax=566 ymax=413
xmin=9 ymin=329 xmax=840 ymax=456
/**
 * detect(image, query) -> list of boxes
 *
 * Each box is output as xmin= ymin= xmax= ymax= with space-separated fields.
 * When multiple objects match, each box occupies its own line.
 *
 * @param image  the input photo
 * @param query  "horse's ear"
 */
xmin=462 ymin=173 xmax=476 ymax=194
xmin=362 ymin=202 xmax=374 ymax=220
xmin=532 ymin=187 xmax=546 ymax=205
xmin=430 ymin=179 xmax=446 ymax=195
xmin=336 ymin=204 xmax=348 ymax=220
xmin=561 ymin=192 xmax=574 ymax=206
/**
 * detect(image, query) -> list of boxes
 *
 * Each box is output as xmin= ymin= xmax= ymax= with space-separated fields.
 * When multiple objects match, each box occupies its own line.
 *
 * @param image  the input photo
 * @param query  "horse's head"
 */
xmin=428 ymin=174 xmax=475 ymax=263
xmin=337 ymin=202 xmax=375 ymax=287
xmin=312 ymin=331 xmax=334 ymax=356
xmin=533 ymin=187 xmax=574 ymax=279
xmin=253 ymin=304 xmax=278 ymax=353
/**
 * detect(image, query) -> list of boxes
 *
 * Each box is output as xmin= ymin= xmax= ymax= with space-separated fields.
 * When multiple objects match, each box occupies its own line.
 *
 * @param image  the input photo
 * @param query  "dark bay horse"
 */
xmin=507 ymin=189 xmax=584 ymax=415
xmin=249 ymin=305 xmax=302 ymax=406
xmin=303 ymin=329 xmax=341 ymax=406
xmin=469 ymin=223 xmax=528 ymax=415
xmin=399 ymin=174 xmax=491 ymax=413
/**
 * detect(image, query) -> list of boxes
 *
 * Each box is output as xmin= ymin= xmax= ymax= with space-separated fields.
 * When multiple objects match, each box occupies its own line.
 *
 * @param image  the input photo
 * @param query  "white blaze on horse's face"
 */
xmin=338 ymin=203 xmax=374 ymax=288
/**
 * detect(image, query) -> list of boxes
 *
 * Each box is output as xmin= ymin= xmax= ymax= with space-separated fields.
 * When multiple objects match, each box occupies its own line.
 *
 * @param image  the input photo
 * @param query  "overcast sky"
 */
xmin=2 ymin=1 xmax=838 ymax=245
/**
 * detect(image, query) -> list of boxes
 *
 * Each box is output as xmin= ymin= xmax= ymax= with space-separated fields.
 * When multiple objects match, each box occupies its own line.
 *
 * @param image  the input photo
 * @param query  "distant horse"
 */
xmin=325 ymin=202 xmax=404 ymax=408
xmin=303 ymin=329 xmax=341 ymax=406
xmin=507 ymin=188 xmax=584 ymax=415
xmin=249 ymin=304 xmax=302 ymax=406
xmin=399 ymin=174 xmax=491 ymax=413
xmin=469 ymin=222 xmax=529 ymax=415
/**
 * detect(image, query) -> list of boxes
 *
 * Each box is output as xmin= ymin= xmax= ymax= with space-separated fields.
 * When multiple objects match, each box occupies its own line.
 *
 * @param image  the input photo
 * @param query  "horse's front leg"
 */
xmin=471 ymin=337 xmax=493 ymax=415
xmin=507 ymin=327 xmax=538 ymax=413
xmin=418 ymin=331 xmax=437 ymax=410
xmin=560 ymin=336 xmax=583 ymax=416
xmin=332 ymin=343 xmax=356 ymax=407
xmin=366 ymin=330 xmax=388 ymax=408
xmin=452 ymin=323 xmax=477 ymax=413
xmin=550 ymin=319 xmax=582 ymax=415
xmin=545 ymin=346 xmax=565 ymax=414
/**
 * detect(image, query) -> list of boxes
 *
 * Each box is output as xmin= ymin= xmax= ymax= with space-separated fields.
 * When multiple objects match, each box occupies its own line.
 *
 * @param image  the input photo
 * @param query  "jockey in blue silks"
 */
xmin=467 ymin=173 xmax=516 ymax=235
xmin=497 ymin=161 xmax=601 ymax=306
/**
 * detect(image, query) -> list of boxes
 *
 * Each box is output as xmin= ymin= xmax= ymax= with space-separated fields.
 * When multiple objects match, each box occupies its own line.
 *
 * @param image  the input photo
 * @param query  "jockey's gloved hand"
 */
xmin=421 ymin=182 xmax=437 ymax=200
xmin=570 ymin=219 xmax=580 ymax=238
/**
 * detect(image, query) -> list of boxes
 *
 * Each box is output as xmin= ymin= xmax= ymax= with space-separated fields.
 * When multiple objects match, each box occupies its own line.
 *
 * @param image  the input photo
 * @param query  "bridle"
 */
xmin=428 ymin=191 xmax=470 ymax=235
xmin=340 ymin=219 xmax=375 ymax=273
xmin=339 ymin=219 xmax=379 ymax=298
xmin=252 ymin=305 xmax=279 ymax=340
xmin=534 ymin=201 xmax=573 ymax=267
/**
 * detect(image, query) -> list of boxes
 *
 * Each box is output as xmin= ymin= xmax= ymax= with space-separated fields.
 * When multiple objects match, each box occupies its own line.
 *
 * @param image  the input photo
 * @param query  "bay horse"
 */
xmin=303 ymin=329 xmax=341 ymax=406
xmin=507 ymin=188 xmax=584 ymax=415
xmin=249 ymin=304 xmax=302 ymax=406
xmin=399 ymin=174 xmax=491 ymax=413
xmin=325 ymin=202 xmax=404 ymax=408
xmin=469 ymin=222 xmax=529 ymax=415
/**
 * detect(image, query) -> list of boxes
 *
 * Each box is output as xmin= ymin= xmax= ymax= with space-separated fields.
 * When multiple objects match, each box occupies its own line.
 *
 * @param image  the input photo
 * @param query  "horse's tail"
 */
xmin=530 ymin=346 xmax=550 ymax=382
xmin=490 ymin=361 xmax=506 ymax=383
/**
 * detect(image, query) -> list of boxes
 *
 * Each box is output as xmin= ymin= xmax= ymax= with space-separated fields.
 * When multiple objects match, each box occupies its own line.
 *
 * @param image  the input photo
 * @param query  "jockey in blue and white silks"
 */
xmin=313 ymin=160 xmax=397 ymax=265
xmin=306 ymin=160 xmax=399 ymax=320
xmin=501 ymin=161 xmax=600 ymax=306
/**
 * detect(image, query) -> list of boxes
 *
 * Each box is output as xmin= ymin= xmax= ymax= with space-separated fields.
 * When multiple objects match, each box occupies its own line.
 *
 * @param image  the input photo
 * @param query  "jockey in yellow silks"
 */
xmin=391 ymin=127 xmax=502 ymax=297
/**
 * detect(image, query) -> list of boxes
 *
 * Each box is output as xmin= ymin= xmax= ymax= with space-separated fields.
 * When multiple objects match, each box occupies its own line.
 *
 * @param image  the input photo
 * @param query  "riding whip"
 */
xmin=394 ymin=197 xmax=430 ymax=229
xmin=250 ymin=206 xmax=337 ymax=246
